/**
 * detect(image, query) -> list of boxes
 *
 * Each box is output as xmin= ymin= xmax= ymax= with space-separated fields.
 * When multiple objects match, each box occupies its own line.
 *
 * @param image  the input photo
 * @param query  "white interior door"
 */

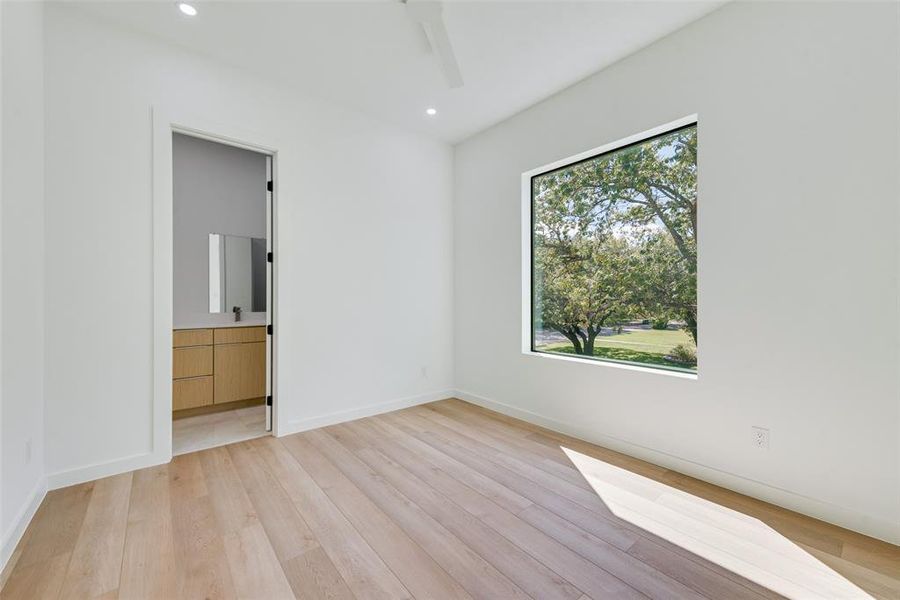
xmin=265 ymin=155 xmax=274 ymax=432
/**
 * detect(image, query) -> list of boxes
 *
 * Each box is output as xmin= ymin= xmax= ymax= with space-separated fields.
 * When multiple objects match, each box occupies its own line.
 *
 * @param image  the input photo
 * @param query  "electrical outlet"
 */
xmin=752 ymin=426 xmax=770 ymax=450
xmin=25 ymin=439 xmax=32 ymax=463
xmin=420 ymin=365 xmax=428 ymax=378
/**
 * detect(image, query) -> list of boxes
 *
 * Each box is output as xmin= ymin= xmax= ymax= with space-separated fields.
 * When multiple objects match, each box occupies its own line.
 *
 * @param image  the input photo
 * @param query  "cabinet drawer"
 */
xmin=173 ymin=376 xmax=213 ymax=411
xmin=214 ymin=326 xmax=266 ymax=345
xmin=173 ymin=346 xmax=213 ymax=379
xmin=174 ymin=329 xmax=213 ymax=347
xmin=214 ymin=342 xmax=266 ymax=404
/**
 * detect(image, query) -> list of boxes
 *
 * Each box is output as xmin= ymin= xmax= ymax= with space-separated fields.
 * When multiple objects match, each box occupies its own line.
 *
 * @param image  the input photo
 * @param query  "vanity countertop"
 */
xmin=174 ymin=321 xmax=267 ymax=330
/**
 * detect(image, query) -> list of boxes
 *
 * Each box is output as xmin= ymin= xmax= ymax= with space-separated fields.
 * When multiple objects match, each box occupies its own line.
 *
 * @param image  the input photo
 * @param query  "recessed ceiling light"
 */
xmin=425 ymin=107 xmax=437 ymax=116
xmin=177 ymin=2 xmax=197 ymax=16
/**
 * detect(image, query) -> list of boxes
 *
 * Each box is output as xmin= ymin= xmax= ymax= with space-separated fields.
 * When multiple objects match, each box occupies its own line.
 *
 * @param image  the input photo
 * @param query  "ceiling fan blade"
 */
xmin=410 ymin=22 xmax=433 ymax=54
xmin=422 ymin=17 xmax=463 ymax=88
xmin=403 ymin=0 xmax=463 ymax=89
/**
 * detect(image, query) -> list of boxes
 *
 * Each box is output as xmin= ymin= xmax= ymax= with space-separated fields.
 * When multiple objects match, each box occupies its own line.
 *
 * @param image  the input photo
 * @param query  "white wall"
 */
xmin=1 ymin=0 xmax=47 ymax=568
xmin=173 ymin=132 xmax=267 ymax=327
xmin=43 ymin=5 xmax=453 ymax=483
xmin=453 ymin=1 xmax=900 ymax=543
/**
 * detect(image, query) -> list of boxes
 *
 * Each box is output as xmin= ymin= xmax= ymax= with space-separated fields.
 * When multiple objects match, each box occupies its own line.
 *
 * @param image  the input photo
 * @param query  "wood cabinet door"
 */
xmin=173 ymin=346 xmax=213 ymax=379
xmin=214 ymin=326 xmax=266 ymax=345
xmin=173 ymin=328 xmax=213 ymax=347
xmin=173 ymin=376 xmax=213 ymax=410
xmin=214 ymin=342 xmax=266 ymax=404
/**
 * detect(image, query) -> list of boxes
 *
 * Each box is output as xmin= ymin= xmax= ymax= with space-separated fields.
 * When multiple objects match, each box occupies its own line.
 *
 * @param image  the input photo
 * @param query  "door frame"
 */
xmin=151 ymin=105 xmax=281 ymax=463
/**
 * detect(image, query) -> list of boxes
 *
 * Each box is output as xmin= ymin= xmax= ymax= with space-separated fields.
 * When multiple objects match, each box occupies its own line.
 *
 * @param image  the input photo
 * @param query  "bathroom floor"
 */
xmin=173 ymin=403 xmax=267 ymax=455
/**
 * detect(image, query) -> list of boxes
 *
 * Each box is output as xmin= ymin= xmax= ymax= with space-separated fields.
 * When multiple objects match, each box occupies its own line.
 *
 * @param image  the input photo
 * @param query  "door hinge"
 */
xmin=266 ymin=395 xmax=273 ymax=407
xmin=267 ymin=180 xmax=273 ymax=192
xmin=267 ymin=251 xmax=273 ymax=263
xmin=267 ymin=324 xmax=273 ymax=335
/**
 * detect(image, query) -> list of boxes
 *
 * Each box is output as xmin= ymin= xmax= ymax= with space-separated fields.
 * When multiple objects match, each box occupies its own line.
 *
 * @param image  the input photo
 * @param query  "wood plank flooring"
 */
xmin=2 ymin=399 xmax=898 ymax=599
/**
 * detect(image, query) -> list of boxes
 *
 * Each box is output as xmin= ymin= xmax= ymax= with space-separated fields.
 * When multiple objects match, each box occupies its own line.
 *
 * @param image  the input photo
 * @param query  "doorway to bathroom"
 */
xmin=170 ymin=132 xmax=274 ymax=455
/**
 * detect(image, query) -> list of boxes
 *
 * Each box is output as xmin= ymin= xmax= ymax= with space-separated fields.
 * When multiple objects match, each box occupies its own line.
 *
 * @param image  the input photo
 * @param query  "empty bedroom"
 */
xmin=0 ymin=0 xmax=898 ymax=598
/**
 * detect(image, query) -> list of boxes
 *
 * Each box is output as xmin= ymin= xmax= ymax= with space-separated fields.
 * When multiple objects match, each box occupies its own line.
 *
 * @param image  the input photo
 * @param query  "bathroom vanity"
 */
xmin=172 ymin=325 xmax=266 ymax=413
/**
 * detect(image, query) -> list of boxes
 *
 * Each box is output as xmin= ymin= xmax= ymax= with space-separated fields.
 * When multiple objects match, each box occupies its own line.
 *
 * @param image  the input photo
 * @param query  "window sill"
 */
xmin=522 ymin=349 xmax=698 ymax=380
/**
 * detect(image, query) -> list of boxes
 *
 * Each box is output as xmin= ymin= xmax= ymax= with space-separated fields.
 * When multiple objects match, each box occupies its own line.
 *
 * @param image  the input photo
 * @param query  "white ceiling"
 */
xmin=71 ymin=1 xmax=724 ymax=143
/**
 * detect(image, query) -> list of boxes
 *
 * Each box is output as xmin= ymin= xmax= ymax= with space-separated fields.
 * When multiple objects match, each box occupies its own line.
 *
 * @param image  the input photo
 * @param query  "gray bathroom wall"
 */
xmin=173 ymin=133 xmax=267 ymax=327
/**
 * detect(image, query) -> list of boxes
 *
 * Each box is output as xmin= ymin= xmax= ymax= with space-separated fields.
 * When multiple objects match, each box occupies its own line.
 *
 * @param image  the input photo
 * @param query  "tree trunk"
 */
xmin=575 ymin=329 xmax=590 ymax=355
xmin=583 ymin=332 xmax=597 ymax=356
xmin=560 ymin=328 xmax=583 ymax=354
xmin=684 ymin=310 xmax=698 ymax=344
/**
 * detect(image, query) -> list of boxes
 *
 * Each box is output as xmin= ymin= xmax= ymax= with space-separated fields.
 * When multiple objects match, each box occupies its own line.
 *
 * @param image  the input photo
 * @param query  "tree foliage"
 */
xmin=533 ymin=125 xmax=698 ymax=360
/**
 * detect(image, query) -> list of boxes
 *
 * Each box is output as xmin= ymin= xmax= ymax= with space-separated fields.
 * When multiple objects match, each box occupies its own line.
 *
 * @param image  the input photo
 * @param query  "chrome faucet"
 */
xmin=233 ymin=306 xmax=242 ymax=322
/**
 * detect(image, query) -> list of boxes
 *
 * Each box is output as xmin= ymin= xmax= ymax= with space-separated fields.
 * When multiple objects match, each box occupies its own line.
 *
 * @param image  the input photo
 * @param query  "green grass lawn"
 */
xmin=538 ymin=327 xmax=697 ymax=371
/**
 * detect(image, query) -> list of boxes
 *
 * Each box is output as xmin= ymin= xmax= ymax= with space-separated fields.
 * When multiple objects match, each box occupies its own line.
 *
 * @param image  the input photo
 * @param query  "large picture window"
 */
xmin=531 ymin=123 xmax=697 ymax=373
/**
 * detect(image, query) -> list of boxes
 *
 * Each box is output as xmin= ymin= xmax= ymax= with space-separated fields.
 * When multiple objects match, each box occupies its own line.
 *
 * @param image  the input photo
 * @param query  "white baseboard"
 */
xmin=3 ymin=452 xmax=170 ymax=576
xmin=454 ymin=389 xmax=900 ymax=545
xmin=1 ymin=477 xmax=47 ymax=577
xmin=43 ymin=390 xmax=453 ymax=490
xmin=279 ymin=390 xmax=453 ymax=437
xmin=46 ymin=451 xmax=169 ymax=491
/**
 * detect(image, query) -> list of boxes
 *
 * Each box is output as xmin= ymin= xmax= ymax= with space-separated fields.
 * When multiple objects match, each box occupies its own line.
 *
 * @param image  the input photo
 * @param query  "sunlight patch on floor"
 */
xmin=561 ymin=447 xmax=872 ymax=599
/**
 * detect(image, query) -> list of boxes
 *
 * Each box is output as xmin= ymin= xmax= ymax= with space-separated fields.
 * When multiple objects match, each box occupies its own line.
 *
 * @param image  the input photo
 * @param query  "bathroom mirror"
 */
xmin=208 ymin=233 xmax=267 ymax=313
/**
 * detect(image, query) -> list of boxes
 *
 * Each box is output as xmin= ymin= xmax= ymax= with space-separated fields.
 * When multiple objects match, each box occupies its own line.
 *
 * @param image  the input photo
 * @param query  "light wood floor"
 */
xmin=2 ymin=399 xmax=898 ymax=599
